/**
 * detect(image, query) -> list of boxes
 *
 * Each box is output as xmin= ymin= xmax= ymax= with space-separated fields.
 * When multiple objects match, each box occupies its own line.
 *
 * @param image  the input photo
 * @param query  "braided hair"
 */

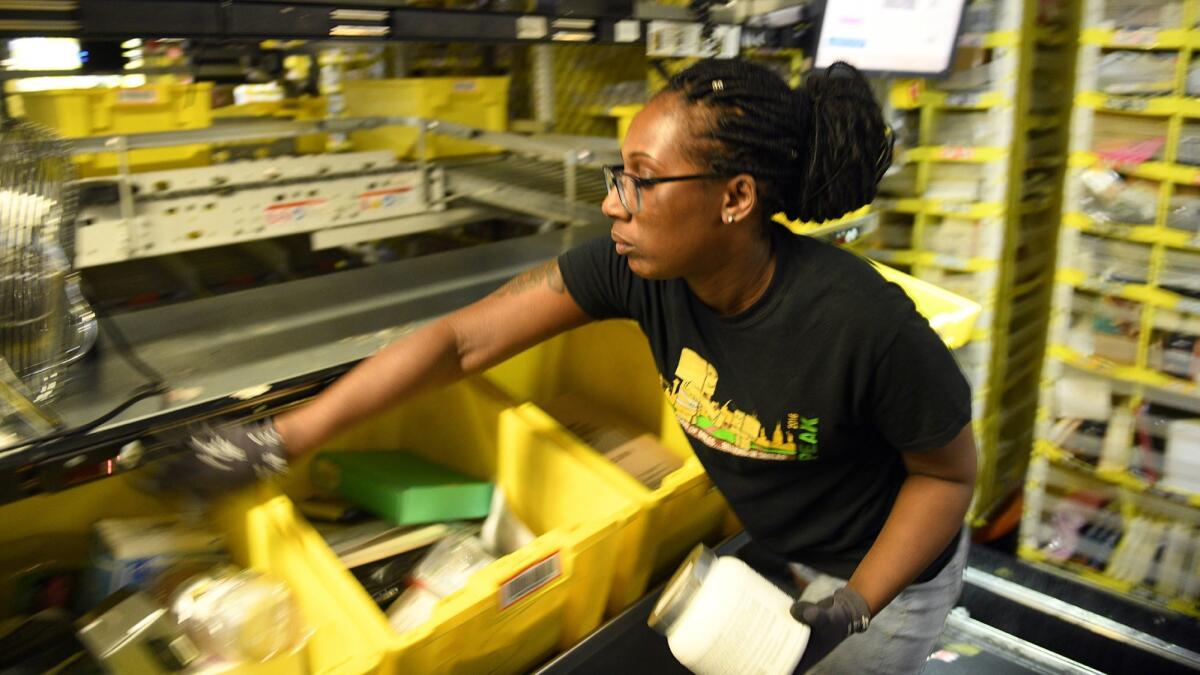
xmin=662 ymin=59 xmax=893 ymax=223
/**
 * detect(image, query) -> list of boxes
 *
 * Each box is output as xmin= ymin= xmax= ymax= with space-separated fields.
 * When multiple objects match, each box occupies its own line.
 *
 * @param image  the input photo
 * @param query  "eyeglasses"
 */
xmin=602 ymin=164 xmax=732 ymax=215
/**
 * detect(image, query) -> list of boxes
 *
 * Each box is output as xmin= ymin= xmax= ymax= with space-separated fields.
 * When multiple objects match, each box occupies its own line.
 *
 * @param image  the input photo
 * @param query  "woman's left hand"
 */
xmin=789 ymin=586 xmax=872 ymax=673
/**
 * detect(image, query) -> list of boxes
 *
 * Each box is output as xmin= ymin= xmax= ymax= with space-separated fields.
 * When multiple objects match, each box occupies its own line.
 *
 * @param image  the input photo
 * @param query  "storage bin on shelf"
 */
xmin=315 ymin=377 xmax=641 ymax=675
xmin=342 ymin=77 xmax=510 ymax=159
xmin=16 ymin=83 xmax=214 ymax=176
xmin=0 ymin=476 xmax=383 ymax=674
xmin=873 ymin=262 xmax=983 ymax=350
xmin=482 ymin=320 xmax=732 ymax=615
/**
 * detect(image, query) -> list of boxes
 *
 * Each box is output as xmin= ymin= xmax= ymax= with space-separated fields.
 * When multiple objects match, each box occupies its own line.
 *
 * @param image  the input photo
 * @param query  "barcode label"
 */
xmin=116 ymin=88 xmax=161 ymax=105
xmin=499 ymin=552 xmax=562 ymax=610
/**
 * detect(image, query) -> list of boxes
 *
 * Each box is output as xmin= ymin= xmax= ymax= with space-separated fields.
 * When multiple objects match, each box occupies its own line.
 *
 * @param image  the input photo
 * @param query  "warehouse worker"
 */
xmin=157 ymin=59 xmax=975 ymax=674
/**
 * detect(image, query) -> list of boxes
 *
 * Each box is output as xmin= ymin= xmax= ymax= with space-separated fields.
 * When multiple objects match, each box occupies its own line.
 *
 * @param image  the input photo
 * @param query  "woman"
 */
xmin=161 ymin=59 xmax=976 ymax=674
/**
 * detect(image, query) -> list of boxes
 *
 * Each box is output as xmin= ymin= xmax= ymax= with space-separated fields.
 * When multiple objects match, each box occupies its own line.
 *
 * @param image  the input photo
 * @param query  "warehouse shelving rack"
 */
xmin=1023 ymin=0 xmax=1200 ymax=618
xmin=869 ymin=0 xmax=1078 ymax=525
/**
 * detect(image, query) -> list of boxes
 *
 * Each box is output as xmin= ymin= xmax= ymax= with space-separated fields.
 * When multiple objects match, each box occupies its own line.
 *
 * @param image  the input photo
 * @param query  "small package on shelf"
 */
xmin=1091 ymin=114 xmax=1167 ymax=164
xmin=1155 ymin=522 xmax=1196 ymax=598
xmin=927 ymin=164 xmax=988 ymax=202
xmin=1178 ymin=127 xmax=1200 ymax=167
xmin=1040 ymin=486 xmax=1120 ymax=568
xmin=1103 ymin=1 xmax=1183 ymax=29
xmin=923 ymin=218 xmax=999 ymax=259
xmin=1160 ymin=249 xmax=1200 ymax=298
xmin=1080 ymin=168 xmax=1159 ymax=225
xmin=1106 ymin=516 xmax=1167 ymax=587
xmin=1075 ymin=234 xmax=1152 ymax=284
xmin=1168 ymin=194 xmax=1200 ymax=232
xmin=1153 ymin=331 xmax=1200 ymax=381
xmin=1164 ymin=420 xmax=1200 ymax=494
xmin=931 ymin=111 xmax=997 ymax=147
xmin=1188 ymin=60 xmax=1200 ymax=97
xmin=1096 ymin=52 xmax=1177 ymax=96
xmin=1068 ymin=297 xmax=1141 ymax=364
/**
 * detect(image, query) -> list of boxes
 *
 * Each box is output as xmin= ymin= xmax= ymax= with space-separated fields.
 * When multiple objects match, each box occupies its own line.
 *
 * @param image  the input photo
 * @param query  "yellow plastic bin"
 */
xmin=315 ymin=379 xmax=641 ymax=675
xmin=342 ymin=77 xmax=509 ymax=159
xmin=0 ymin=476 xmax=382 ymax=674
xmin=17 ymin=83 xmax=213 ymax=176
xmin=483 ymin=320 xmax=732 ymax=615
xmin=871 ymin=261 xmax=983 ymax=350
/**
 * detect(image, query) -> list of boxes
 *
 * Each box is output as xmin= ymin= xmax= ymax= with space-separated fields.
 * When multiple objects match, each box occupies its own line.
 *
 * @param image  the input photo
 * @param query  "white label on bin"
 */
xmin=116 ymin=88 xmax=161 ymax=105
xmin=517 ymin=16 xmax=548 ymax=40
xmin=499 ymin=552 xmax=562 ymax=610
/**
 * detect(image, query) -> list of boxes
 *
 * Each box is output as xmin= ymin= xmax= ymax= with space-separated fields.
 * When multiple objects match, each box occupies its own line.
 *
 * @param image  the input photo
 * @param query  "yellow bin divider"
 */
xmin=315 ymin=379 xmax=641 ymax=675
xmin=341 ymin=77 xmax=510 ymax=159
xmin=16 ymin=83 xmax=214 ymax=176
xmin=482 ymin=320 xmax=731 ymax=615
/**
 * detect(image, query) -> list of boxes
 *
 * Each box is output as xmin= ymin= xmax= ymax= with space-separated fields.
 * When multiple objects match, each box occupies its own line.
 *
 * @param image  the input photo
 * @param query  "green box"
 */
xmin=312 ymin=451 xmax=494 ymax=525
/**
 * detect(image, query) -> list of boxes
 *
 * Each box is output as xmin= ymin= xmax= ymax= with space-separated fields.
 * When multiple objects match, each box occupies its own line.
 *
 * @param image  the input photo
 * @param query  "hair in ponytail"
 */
xmin=662 ymin=59 xmax=893 ymax=223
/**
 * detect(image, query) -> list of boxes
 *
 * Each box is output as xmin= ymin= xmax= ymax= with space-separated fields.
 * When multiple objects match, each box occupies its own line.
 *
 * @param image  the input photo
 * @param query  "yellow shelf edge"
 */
xmin=866 ymin=248 xmax=997 ymax=271
xmin=1048 ymin=344 xmax=1200 ymax=400
xmin=1076 ymin=91 xmax=1182 ymax=116
xmin=1066 ymin=212 xmax=1200 ymax=252
xmin=958 ymin=30 xmax=1020 ymax=48
xmin=906 ymin=146 xmax=1008 ymax=163
xmin=1035 ymin=440 xmax=1200 ymax=502
xmin=1080 ymin=27 xmax=1188 ymax=49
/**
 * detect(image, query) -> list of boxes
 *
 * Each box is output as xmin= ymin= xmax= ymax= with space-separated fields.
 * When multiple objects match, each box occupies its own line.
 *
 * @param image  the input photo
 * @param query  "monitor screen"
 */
xmin=813 ymin=0 xmax=968 ymax=77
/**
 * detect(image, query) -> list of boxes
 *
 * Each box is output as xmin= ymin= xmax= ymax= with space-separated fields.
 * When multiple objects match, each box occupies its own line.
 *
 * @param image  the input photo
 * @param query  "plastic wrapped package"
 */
xmin=927 ymin=164 xmax=988 ymax=201
xmin=1096 ymin=52 xmax=1177 ymax=96
xmin=1188 ymin=61 xmax=1200 ymax=97
xmin=1176 ymin=129 xmax=1200 ymax=166
xmin=158 ymin=564 xmax=309 ymax=665
xmin=1160 ymin=249 xmax=1200 ymax=297
xmin=1167 ymin=194 xmax=1200 ymax=232
xmin=932 ymin=112 xmax=996 ymax=146
xmin=1102 ymin=1 xmax=1182 ymax=29
xmin=386 ymin=528 xmax=495 ymax=633
xmin=1091 ymin=114 xmax=1167 ymax=164
xmin=923 ymin=218 xmax=1000 ymax=259
xmin=1079 ymin=168 xmax=1158 ymax=225
xmin=1076 ymin=234 xmax=1152 ymax=283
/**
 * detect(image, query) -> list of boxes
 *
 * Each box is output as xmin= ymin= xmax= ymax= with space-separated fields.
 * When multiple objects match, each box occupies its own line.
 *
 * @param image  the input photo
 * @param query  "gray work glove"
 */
xmin=789 ymin=586 xmax=872 ymax=673
xmin=149 ymin=418 xmax=290 ymax=499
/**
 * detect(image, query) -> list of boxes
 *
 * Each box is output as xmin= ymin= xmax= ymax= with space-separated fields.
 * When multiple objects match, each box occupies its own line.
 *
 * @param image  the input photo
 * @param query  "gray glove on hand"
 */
xmin=789 ymin=586 xmax=872 ymax=673
xmin=150 ymin=418 xmax=290 ymax=499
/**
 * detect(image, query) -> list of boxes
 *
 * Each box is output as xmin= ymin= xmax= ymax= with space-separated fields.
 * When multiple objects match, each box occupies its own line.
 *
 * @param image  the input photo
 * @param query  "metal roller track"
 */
xmin=446 ymin=156 xmax=610 ymax=227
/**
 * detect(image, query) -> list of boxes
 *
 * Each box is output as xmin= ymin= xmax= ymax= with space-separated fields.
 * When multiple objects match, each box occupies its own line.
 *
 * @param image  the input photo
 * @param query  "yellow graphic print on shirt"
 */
xmin=664 ymin=348 xmax=819 ymax=461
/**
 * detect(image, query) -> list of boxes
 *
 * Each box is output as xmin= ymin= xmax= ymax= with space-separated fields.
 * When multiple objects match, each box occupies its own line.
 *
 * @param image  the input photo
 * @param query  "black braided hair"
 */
xmin=662 ymin=59 xmax=893 ymax=223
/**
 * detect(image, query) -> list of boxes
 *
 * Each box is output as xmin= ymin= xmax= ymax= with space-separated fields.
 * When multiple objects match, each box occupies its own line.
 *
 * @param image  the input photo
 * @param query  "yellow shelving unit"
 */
xmin=870 ymin=0 xmax=1078 ymax=525
xmin=1025 ymin=0 xmax=1200 ymax=618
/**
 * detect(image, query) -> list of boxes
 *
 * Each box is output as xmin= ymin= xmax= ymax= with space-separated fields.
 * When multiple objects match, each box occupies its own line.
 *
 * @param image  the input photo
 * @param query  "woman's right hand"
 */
xmin=150 ymin=418 xmax=291 ymax=499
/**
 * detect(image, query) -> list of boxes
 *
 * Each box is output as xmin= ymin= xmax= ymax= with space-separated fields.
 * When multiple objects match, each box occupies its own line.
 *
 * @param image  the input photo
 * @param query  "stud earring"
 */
xmin=727 ymin=214 xmax=735 ymax=224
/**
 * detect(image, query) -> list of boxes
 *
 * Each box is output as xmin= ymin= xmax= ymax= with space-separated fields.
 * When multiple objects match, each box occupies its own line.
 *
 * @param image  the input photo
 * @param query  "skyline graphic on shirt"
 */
xmin=664 ymin=348 xmax=819 ymax=461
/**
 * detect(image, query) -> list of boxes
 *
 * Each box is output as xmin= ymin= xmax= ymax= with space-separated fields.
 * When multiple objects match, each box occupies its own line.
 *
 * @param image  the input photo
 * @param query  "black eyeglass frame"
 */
xmin=602 ymin=164 xmax=736 ymax=214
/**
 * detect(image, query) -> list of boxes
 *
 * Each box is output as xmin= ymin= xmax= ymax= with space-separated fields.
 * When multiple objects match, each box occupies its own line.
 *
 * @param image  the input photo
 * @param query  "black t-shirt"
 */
xmin=558 ymin=226 xmax=973 ymax=582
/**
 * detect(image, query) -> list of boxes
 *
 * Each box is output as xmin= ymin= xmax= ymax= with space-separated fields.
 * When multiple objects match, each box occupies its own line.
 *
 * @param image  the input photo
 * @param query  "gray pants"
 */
xmin=789 ymin=531 xmax=970 ymax=675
